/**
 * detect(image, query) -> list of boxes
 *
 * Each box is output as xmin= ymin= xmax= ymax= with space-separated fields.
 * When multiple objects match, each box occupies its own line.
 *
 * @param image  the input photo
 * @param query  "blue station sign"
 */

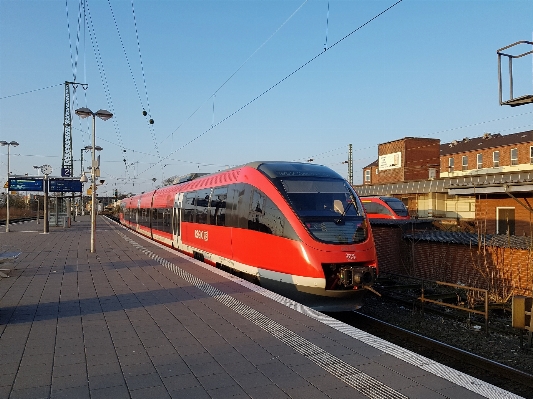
xmin=49 ymin=178 xmax=83 ymax=193
xmin=8 ymin=178 xmax=44 ymax=191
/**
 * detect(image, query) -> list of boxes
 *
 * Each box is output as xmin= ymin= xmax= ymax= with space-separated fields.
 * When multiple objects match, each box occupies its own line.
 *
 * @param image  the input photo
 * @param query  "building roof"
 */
xmin=354 ymin=171 xmax=533 ymax=196
xmin=440 ymin=129 xmax=533 ymax=156
xmin=379 ymin=136 xmax=439 ymax=146
xmin=363 ymin=159 xmax=378 ymax=169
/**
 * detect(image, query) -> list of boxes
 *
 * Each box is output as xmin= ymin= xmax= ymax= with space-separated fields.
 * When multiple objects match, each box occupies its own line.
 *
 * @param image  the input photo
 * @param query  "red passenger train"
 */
xmin=120 ymin=162 xmax=378 ymax=311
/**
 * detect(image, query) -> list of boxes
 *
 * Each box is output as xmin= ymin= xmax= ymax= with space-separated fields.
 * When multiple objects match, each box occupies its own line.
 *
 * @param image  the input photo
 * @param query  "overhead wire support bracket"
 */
xmin=497 ymin=41 xmax=533 ymax=107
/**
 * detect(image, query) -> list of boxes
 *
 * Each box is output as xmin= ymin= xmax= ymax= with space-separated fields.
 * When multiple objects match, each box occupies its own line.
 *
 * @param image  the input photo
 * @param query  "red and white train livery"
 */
xmin=120 ymin=161 xmax=378 ymax=311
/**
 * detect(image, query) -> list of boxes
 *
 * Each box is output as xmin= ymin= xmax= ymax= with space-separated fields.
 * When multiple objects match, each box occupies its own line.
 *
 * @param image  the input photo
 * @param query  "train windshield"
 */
xmin=279 ymin=178 xmax=368 ymax=244
xmin=381 ymin=197 xmax=409 ymax=217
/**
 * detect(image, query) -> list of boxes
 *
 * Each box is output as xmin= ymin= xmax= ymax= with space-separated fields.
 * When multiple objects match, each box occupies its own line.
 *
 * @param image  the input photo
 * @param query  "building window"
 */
xmin=496 ymin=207 xmax=515 ymax=235
xmin=476 ymin=153 xmax=483 ymax=169
xmin=448 ymin=157 xmax=454 ymax=172
xmin=530 ymin=146 xmax=533 ymax=164
xmin=511 ymin=148 xmax=518 ymax=166
xmin=364 ymin=170 xmax=370 ymax=182
xmin=493 ymin=151 xmax=499 ymax=167
xmin=462 ymin=156 xmax=468 ymax=171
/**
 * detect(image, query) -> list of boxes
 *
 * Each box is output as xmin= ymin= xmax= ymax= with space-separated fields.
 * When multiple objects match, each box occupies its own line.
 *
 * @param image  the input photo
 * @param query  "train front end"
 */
xmin=256 ymin=162 xmax=378 ymax=311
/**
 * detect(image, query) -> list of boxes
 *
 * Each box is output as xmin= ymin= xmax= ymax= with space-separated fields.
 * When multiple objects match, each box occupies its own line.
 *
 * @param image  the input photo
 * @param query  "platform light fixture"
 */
xmin=75 ymin=107 xmax=112 ymax=253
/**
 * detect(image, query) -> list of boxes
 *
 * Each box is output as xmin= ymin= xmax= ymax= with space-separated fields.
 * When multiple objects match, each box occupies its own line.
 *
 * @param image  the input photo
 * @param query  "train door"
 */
xmin=150 ymin=192 xmax=155 ymax=240
xmin=136 ymin=199 xmax=140 ymax=231
xmin=172 ymin=192 xmax=183 ymax=248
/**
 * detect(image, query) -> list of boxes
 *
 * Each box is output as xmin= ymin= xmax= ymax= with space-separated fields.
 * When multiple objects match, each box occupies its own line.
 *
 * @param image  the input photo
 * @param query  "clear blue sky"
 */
xmin=1 ymin=0 xmax=532 ymax=195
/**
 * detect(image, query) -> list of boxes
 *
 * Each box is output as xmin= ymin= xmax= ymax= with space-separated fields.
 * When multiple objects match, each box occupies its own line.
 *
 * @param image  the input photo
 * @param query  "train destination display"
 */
xmin=7 ymin=178 xmax=82 ymax=193
xmin=49 ymin=178 xmax=82 ymax=193
xmin=8 ymin=178 xmax=44 ymax=191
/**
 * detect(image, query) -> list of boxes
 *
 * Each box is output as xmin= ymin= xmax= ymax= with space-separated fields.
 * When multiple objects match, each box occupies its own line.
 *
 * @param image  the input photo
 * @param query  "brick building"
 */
xmin=440 ymin=131 xmax=533 ymax=178
xmin=443 ymin=130 xmax=533 ymax=236
xmin=363 ymin=137 xmax=440 ymax=185
xmin=357 ymin=129 xmax=533 ymax=236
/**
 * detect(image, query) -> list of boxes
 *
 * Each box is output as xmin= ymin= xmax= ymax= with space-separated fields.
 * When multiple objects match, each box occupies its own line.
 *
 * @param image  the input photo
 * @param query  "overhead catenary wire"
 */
xmin=66 ymin=0 xmax=88 ymax=166
xmin=159 ymin=0 xmax=310 ymax=146
xmin=106 ymin=0 xmax=143 ymax=110
xmin=105 ymin=0 xmax=159 ymax=173
xmin=131 ymin=0 xmax=151 ymax=121
xmin=139 ymin=0 xmax=404 ymax=178
xmin=0 ymin=83 xmax=63 ymax=100
xmin=84 ymin=0 xmax=127 ymax=169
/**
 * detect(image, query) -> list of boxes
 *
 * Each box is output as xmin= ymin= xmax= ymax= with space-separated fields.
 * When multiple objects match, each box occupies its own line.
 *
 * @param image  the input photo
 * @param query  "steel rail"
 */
xmin=351 ymin=311 xmax=533 ymax=390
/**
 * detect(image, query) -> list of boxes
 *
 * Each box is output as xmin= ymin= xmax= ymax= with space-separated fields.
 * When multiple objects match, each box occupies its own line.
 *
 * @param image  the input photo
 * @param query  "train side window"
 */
xmin=262 ymin=198 xmax=284 ymax=237
xmin=163 ymin=208 xmax=172 ymax=233
xmin=252 ymin=193 xmax=298 ymax=239
xmin=152 ymin=207 xmax=159 ymax=229
xmin=141 ymin=208 xmax=149 ymax=227
xmin=251 ymin=190 xmax=264 ymax=214
xmin=224 ymin=184 xmax=241 ymax=228
xmin=362 ymin=201 xmax=393 ymax=216
xmin=236 ymin=184 xmax=251 ymax=229
xmin=248 ymin=189 xmax=272 ymax=234
xmin=183 ymin=192 xmax=196 ymax=223
xmin=210 ymin=187 xmax=227 ymax=226
xmin=196 ymin=189 xmax=211 ymax=225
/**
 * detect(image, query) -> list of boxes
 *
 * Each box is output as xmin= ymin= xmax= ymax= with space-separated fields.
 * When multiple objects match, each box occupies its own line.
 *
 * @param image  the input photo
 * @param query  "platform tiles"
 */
xmin=0 ymin=216 xmax=524 ymax=399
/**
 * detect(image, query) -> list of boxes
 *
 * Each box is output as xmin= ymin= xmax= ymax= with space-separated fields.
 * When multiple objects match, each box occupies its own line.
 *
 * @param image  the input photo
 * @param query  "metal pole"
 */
xmin=36 ymin=196 xmax=40 ymax=224
xmin=5 ymin=144 xmax=9 ymax=232
xmin=54 ymin=197 xmax=58 ymax=227
xmin=91 ymin=115 xmax=96 ymax=253
xmin=509 ymin=57 xmax=513 ymax=100
xmin=348 ymin=143 xmax=353 ymax=185
xmin=81 ymin=149 xmax=85 ymax=217
xmin=43 ymin=175 xmax=49 ymax=233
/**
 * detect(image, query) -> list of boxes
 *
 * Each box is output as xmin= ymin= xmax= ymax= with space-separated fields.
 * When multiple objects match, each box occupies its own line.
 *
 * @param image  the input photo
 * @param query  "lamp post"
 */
xmin=1 ymin=140 xmax=19 ymax=233
xmin=75 ymin=107 xmax=112 ymax=253
xmin=80 ymin=145 xmax=102 ymax=217
xmin=41 ymin=165 xmax=52 ymax=234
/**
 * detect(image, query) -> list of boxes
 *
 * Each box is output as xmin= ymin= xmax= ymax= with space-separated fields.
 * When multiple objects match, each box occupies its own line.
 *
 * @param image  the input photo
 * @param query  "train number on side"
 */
xmin=195 ymin=230 xmax=208 ymax=241
xmin=345 ymin=253 xmax=356 ymax=260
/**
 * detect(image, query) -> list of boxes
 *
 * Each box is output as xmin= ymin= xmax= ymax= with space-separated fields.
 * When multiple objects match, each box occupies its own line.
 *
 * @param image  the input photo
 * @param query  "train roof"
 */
xmin=176 ymin=161 xmax=344 ymax=189
xmin=123 ymin=162 xmax=344 ymax=204
xmin=248 ymin=161 xmax=343 ymax=180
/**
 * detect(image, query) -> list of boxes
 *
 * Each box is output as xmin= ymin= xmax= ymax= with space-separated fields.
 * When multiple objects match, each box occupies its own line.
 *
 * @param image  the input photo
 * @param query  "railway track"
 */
xmin=328 ymin=310 xmax=533 ymax=398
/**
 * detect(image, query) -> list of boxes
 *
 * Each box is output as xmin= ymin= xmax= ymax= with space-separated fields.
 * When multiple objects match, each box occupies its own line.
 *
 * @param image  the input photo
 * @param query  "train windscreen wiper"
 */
xmin=334 ymin=196 xmax=355 ymax=225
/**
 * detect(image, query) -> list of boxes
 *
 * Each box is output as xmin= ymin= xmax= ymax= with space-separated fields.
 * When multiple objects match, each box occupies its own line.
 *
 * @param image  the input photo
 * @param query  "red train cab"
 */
xmin=360 ymin=196 xmax=410 ymax=220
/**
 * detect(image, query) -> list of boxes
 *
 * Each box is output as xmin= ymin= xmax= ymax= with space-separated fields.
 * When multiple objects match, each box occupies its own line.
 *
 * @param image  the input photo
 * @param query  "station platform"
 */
xmin=0 ymin=216 xmax=522 ymax=399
